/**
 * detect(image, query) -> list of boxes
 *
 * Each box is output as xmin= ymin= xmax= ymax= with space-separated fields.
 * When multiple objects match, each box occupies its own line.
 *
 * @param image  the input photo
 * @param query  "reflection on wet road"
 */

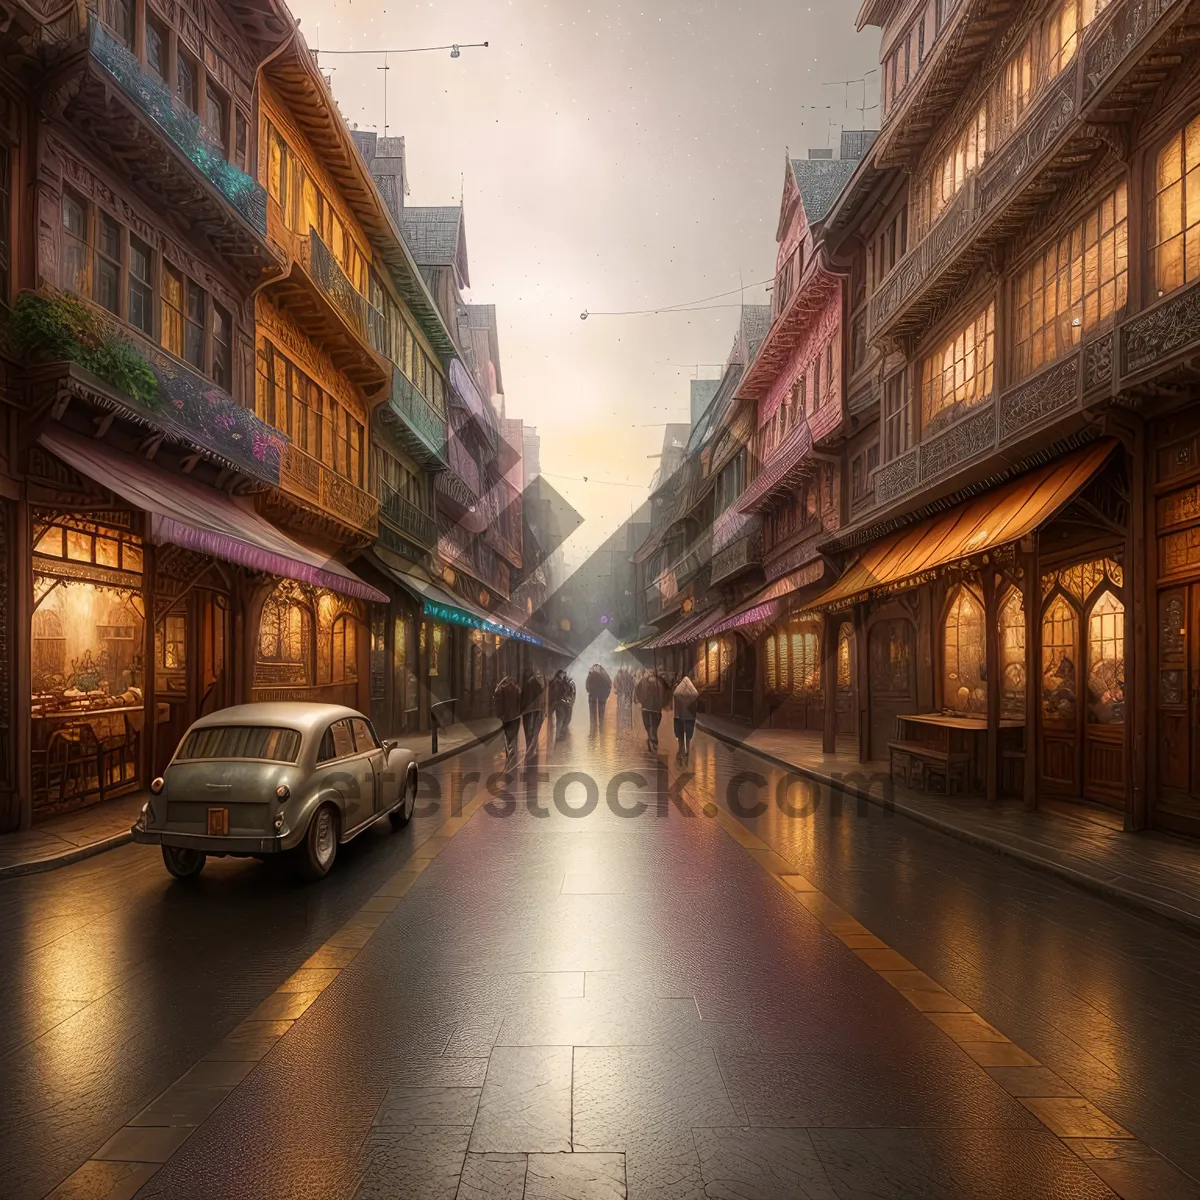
xmin=5 ymin=714 xmax=1200 ymax=1198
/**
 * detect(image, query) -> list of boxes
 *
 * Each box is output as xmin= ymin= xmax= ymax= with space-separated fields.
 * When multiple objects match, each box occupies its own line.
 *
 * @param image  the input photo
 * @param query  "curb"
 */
xmin=697 ymin=720 xmax=1200 ymax=937
xmin=0 ymin=727 xmax=502 ymax=883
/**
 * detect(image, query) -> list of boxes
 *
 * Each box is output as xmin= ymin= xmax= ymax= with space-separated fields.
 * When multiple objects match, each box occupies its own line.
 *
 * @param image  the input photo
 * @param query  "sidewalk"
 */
xmin=0 ymin=718 xmax=500 ymax=881
xmin=698 ymin=714 xmax=1200 ymax=935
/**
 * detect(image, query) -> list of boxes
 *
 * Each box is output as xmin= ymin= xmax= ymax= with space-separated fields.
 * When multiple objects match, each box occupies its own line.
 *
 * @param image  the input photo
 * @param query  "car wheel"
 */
xmin=389 ymin=767 xmax=417 ymax=830
xmin=295 ymin=804 xmax=338 ymax=881
xmin=162 ymin=845 xmax=206 ymax=880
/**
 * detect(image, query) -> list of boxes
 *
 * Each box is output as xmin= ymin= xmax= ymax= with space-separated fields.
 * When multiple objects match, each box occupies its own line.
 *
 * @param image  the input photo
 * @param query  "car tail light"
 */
xmin=275 ymin=784 xmax=290 ymax=800
xmin=150 ymin=777 xmax=165 ymax=795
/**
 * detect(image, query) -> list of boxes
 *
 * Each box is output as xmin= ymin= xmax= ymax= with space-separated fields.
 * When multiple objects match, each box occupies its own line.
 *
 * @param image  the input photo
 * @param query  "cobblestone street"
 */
xmin=7 ymin=717 xmax=1199 ymax=1199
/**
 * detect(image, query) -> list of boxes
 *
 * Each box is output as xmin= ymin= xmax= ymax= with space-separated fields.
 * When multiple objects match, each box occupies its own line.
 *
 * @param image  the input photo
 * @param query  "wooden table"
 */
xmin=890 ymin=713 xmax=1025 ymax=795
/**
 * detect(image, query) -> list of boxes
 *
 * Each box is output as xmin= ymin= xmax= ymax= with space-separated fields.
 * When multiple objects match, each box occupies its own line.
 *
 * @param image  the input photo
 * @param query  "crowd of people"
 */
xmin=491 ymin=662 xmax=701 ymax=766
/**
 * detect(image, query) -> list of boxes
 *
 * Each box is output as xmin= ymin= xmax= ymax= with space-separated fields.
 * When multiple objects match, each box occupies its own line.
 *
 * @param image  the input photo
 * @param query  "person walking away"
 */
xmin=548 ymin=670 xmax=567 ymax=741
xmin=492 ymin=675 xmax=522 ymax=769
xmin=521 ymin=668 xmax=546 ymax=763
xmin=672 ymin=674 xmax=699 ymax=764
xmin=635 ymin=670 xmax=666 ymax=754
xmin=613 ymin=666 xmax=635 ymax=728
xmin=585 ymin=664 xmax=612 ymax=732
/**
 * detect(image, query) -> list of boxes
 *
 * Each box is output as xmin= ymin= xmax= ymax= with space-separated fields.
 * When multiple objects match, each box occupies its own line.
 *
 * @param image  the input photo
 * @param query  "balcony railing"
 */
xmin=279 ymin=444 xmax=379 ymax=537
xmin=305 ymin=229 xmax=369 ymax=339
xmin=380 ymin=482 xmax=437 ymax=548
xmin=385 ymin=367 xmax=447 ymax=466
xmin=871 ymin=0 xmax=1183 ymax=336
xmin=89 ymin=18 xmax=267 ymax=235
xmin=709 ymin=531 xmax=763 ymax=585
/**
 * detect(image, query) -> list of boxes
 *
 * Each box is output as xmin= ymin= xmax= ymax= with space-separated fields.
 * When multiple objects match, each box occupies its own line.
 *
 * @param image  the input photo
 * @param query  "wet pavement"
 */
xmin=4 ymin=713 xmax=1200 ymax=1199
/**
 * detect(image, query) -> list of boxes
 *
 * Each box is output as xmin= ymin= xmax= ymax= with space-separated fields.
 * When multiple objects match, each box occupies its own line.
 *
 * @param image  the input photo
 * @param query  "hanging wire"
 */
xmin=580 ymin=276 xmax=773 ymax=320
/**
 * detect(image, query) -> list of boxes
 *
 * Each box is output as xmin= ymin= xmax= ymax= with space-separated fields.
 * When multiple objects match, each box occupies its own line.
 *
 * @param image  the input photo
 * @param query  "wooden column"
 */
xmin=822 ymin=613 xmax=837 ymax=755
xmin=1127 ymin=422 xmax=1149 ymax=831
xmin=1021 ymin=536 xmax=1039 ymax=810
xmin=142 ymin=542 xmax=157 ymax=783
xmin=14 ymin=496 xmax=32 ymax=831
xmin=854 ymin=601 xmax=870 ymax=763
xmin=983 ymin=567 xmax=1000 ymax=804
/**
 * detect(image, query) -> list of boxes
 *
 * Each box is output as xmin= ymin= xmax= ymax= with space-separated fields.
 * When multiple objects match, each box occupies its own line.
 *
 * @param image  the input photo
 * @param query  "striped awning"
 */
xmin=704 ymin=562 xmax=827 ymax=638
xmin=735 ymin=420 xmax=814 ymax=514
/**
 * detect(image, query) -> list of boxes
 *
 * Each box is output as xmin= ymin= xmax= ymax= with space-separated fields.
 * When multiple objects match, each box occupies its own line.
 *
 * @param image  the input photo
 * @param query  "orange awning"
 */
xmin=806 ymin=440 xmax=1117 ymax=612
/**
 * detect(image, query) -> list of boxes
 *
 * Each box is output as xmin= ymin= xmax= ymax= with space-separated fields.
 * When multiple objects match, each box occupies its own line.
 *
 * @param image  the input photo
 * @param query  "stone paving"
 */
xmin=10 ymin=713 xmax=1200 ymax=1198
xmin=26 ymin=716 xmax=1188 ymax=1199
xmin=697 ymin=714 xmax=1200 ymax=931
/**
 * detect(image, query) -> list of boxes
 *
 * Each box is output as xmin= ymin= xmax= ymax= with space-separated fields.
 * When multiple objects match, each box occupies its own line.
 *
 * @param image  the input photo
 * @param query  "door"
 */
xmin=732 ymin=636 xmax=756 ymax=718
xmin=868 ymin=618 xmax=916 ymax=760
xmin=1156 ymin=585 xmax=1200 ymax=822
xmin=318 ymin=718 xmax=373 ymax=832
xmin=351 ymin=716 xmax=390 ymax=815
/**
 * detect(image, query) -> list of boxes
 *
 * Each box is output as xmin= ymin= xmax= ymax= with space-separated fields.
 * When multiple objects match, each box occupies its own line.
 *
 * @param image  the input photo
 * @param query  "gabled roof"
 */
xmin=400 ymin=206 xmax=470 ymax=287
xmin=789 ymin=158 xmax=861 ymax=226
xmin=739 ymin=304 xmax=772 ymax=364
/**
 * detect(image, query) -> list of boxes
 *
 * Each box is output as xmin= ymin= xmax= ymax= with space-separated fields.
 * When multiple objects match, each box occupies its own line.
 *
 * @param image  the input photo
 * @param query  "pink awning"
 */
xmin=41 ymin=428 xmax=387 ymax=603
xmin=704 ymin=562 xmax=827 ymax=637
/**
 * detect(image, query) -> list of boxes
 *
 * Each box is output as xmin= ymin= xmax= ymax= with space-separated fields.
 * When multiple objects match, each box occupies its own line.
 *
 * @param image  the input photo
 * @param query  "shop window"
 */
xmin=257 ymin=587 xmax=312 ymax=687
xmin=1087 ymin=590 xmax=1124 ymax=724
xmin=1154 ymin=113 xmax=1200 ymax=296
xmin=429 ymin=625 xmax=443 ymax=676
xmin=331 ymin=613 xmax=358 ymax=684
xmin=1041 ymin=594 xmax=1078 ymax=725
xmin=156 ymin=612 xmax=187 ymax=671
xmin=943 ymin=585 xmax=987 ymax=712
xmin=998 ymin=586 xmax=1026 ymax=718
xmin=31 ymin=515 xmax=147 ymax=814
xmin=1015 ymin=184 xmax=1127 ymax=379
xmin=766 ymin=635 xmax=777 ymax=690
xmin=777 ymin=628 xmax=790 ymax=691
xmin=791 ymin=627 xmax=820 ymax=692
xmin=837 ymin=622 xmax=853 ymax=693
xmin=920 ymin=302 xmax=994 ymax=437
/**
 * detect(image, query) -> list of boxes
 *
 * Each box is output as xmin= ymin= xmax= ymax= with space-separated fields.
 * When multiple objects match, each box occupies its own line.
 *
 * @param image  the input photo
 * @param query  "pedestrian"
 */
xmin=521 ymin=668 xmax=546 ymax=763
xmin=585 ymin=663 xmax=612 ymax=731
xmin=634 ymin=669 xmax=667 ymax=754
xmin=492 ymin=675 xmax=522 ymax=769
xmin=613 ymin=665 xmax=635 ymax=728
xmin=672 ymin=674 xmax=699 ymax=764
xmin=548 ymin=669 xmax=573 ymax=740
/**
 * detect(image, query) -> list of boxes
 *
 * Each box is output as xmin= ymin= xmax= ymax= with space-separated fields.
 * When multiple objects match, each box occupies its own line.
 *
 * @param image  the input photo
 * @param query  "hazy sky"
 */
xmin=291 ymin=0 xmax=879 ymax=568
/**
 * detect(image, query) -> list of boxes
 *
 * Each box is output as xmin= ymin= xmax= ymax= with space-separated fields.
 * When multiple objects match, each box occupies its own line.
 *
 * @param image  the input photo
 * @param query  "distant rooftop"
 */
xmin=399 ymin=206 xmax=466 ymax=276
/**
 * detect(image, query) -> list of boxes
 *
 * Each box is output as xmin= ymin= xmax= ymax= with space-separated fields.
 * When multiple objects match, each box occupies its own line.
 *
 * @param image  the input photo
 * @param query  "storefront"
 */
xmin=25 ymin=429 xmax=385 ymax=821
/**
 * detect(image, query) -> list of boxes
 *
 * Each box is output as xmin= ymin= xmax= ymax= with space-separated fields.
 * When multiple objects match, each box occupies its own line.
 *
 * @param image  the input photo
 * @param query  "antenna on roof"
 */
xmin=378 ymin=53 xmax=390 ymax=137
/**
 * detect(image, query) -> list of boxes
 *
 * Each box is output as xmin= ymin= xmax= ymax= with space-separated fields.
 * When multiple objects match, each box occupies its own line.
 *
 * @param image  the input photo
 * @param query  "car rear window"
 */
xmin=176 ymin=726 xmax=302 ymax=763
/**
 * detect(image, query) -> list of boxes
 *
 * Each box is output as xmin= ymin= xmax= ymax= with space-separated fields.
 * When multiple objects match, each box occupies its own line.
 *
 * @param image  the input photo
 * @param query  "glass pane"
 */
xmin=1042 ymin=595 xmax=1078 ymax=725
xmin=176 ymin=725 xmax=302 ymax=763
xmin=1087 ymin=591 xmax=1125 ymax=724
xmin=999 ymin=587 xmax=1026 ymax=718
xmin=943 ymin=587 xmax=987 ymax=713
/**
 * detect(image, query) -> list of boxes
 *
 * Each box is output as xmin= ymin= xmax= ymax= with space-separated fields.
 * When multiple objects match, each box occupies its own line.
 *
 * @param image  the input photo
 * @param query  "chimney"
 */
xmin=808 ymin=148 xmax=833 ymax=159
xmin=369 ymin=135 xmax=408 ymax=222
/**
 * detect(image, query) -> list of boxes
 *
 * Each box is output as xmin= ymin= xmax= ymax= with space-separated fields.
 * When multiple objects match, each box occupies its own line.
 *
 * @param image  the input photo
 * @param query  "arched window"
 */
xmin=790 ymin=626 xmax=820 ymax=692
xmin=998 ymin=587 xmax=1026 ymax=718
xmin=943 ymin=586 xmax=986 ymax=713
xmin=1087 ymin=590 xmax=1124 ymax=725
xmin=257 ymin=586 xmax=313 ymax=687
xmin=778 ymin=627 xmax=790 ymax=691
xmin=1041 ymin=594 xmax=1078 ymax=725
xmin=331 ymin=612 xmax=358 ymax=684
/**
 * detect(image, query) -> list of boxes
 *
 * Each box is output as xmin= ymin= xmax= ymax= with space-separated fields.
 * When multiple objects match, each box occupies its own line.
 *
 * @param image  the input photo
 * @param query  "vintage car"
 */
xmin=132 ymin=702 xmax=419 ymax=881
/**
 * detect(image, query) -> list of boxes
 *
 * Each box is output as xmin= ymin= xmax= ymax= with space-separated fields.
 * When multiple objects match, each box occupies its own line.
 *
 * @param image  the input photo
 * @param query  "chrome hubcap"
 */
xmin=314 ymin=809 xmax=334 ymax=865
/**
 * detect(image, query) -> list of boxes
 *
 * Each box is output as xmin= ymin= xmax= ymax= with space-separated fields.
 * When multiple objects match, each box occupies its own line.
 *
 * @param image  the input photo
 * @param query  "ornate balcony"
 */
xmin=870 ymin=0 xmax=1188 ymax=340
xmin=709 ymin=528 xmax=763 ymax=585
xmin=264 ymin=218 xmax=391 ymax=400
xmin=380 ymin=482 xmax=437 ymax=549
xmin=379 ymin=367 xmax=447 ymax=468
xmin=1117 ymin=274 xmax=1200 ymax=388
xmin=258 ymin=443 xmax=379 ymax=545
xmin=50 ymin=19 xmax=278 ymax=290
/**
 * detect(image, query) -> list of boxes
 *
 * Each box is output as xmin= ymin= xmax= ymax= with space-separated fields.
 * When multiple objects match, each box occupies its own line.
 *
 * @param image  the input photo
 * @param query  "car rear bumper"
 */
xmin=131 ymin=827 xmax=292 ymax=855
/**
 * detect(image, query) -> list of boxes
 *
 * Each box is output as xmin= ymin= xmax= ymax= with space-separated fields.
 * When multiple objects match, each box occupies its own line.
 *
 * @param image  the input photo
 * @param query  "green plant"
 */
xmin=4 ymin=291 xmax=160 ymax=408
